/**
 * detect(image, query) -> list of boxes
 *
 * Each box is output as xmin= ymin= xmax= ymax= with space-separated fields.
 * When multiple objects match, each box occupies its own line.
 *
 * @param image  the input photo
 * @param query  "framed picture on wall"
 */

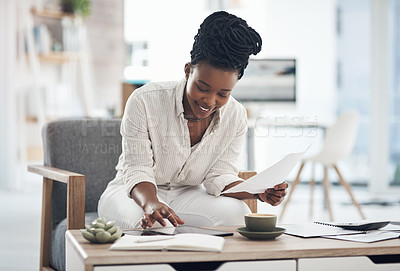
xmin=232 ymin=58 xmax=296 ymax=102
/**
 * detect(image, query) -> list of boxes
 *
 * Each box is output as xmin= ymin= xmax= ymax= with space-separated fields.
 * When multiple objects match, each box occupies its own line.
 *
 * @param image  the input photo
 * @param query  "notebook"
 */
xmin=109 ymin=233 xmax=225 ymax=252
xmin=314 ymin=221 xmax=391 ymax=231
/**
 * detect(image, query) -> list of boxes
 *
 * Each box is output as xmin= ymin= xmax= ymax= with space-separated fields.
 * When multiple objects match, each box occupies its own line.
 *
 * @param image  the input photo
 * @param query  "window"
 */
xmin=388 ymin=0 xmax=400 ymax=186
xmin=336 ymin=0 xmax=371 ymax=185
xmin=337 ymin=0 xmax=400 ymax=189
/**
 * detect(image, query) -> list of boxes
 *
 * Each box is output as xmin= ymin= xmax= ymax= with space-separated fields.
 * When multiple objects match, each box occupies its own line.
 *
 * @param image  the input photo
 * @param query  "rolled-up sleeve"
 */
xmin=121 ymin=94 xmax=156 ymax=197
xmin=203 ymin=109 xmax=248 ymax=196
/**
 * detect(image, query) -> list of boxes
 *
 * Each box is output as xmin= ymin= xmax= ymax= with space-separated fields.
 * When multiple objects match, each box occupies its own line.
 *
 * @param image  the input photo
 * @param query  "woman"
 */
xmin=98 ymin=11 xmax=288 ymax=229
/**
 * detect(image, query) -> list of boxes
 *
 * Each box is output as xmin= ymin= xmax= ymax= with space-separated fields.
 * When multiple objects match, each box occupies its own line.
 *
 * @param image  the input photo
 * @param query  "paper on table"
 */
xmin=283 ymin=223 xmax=361 ymax=238
xmin=322 ymin=231 xmax=400 ymax=243
xmin=379 ymin=222 xmax=400 ymax=232
xmin=222 ymin=148 xmax=308 ymax=194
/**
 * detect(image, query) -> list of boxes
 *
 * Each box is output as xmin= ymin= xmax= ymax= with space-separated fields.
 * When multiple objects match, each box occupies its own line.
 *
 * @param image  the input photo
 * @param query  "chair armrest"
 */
xmin=238 ymin=170 xmax=257 ymax=213
xmin=28 ymin=165 xmax=84 ymax=183
xmin=238 ymin=170 xmax=257 ymax=180
xmin=28 ymin=164 xmax=85 ymax=230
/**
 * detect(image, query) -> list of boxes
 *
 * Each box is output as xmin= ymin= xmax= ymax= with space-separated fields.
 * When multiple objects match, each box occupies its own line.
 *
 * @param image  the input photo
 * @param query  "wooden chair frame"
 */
xmin=28 ymin=165 xmax=257 ymax=271
xmin=29 ymin=165 xmax=85 ymax=271
xmin=239 ymin=171 xmax=258 ymax=213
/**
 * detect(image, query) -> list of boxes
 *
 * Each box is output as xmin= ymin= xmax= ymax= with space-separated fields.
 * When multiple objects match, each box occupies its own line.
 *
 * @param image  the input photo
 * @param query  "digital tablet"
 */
xmin=124 ymin=225 xmax=234 ymax=237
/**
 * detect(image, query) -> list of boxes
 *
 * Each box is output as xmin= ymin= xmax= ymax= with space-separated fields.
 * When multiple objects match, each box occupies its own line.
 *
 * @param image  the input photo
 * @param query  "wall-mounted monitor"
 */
xmin=232 ymin=58 xmax=296 ymax=102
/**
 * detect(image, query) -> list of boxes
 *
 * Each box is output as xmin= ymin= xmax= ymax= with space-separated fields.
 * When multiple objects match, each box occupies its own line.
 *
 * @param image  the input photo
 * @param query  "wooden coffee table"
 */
xmin=66 ymin=226 xmax=400 ymax=271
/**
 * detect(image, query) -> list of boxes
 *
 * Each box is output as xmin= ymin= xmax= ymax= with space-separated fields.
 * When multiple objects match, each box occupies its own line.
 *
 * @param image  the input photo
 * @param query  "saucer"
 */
xmin=236 ymin=227 xmax=286 ymax=240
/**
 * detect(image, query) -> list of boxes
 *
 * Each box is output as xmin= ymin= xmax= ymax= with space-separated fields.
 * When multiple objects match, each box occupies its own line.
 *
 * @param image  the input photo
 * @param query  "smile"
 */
xmin=198 ymin=105 xmax=211 ymax=112
xmin=196 ymin=102 xmax=216 ymax=114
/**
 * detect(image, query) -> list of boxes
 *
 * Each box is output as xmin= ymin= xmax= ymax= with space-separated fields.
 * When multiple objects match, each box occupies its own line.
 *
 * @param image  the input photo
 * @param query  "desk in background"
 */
xmin=246 ymin=117 xmax=329 ymax=170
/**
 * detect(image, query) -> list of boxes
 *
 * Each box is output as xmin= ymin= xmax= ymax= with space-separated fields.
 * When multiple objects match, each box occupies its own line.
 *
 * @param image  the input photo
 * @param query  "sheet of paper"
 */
xmin=222 ymin=148 xmax=308 ymax=194
xmin=322 ymin=231 xmax=400 ymax=243
xmin=379 ymin=223 xmax=400 ymax=232
xmin=283 ymin=223 xmax=361 ymax=238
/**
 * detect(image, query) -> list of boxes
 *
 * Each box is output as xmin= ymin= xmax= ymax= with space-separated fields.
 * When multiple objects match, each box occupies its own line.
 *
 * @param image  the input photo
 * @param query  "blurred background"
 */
xmin=0 ymin=0 xmax=399 ymax=270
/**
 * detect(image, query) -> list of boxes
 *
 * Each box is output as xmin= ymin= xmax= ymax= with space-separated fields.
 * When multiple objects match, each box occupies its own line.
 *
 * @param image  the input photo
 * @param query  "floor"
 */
xmin=0 ymin=174 xmax=399 ymax=271
xmin=0 ymin=174 xmax=42 ymax=271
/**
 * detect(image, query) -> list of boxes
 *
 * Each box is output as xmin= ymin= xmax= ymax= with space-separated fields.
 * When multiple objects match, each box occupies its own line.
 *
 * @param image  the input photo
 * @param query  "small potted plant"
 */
xmin=61 ymin=0 xmax=90 ymax=17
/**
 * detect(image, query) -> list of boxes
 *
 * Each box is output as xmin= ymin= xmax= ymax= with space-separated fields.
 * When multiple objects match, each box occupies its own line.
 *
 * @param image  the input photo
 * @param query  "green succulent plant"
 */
xmin=61 ymin=0 xmax=91 ymax=17
xmin=81 ymin=217 xmax=122 ymax=243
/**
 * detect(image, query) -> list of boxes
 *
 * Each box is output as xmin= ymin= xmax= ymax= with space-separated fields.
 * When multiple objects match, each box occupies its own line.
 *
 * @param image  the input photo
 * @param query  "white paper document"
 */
xmin=322 ymin=231 xmax=400 ymax=243
xmin=380 ymin=223 xmax=400 ymax=232
xmin=283 ymin=223 xmax=361 ymax=238
xmin=222 ymin=148 xmax=308 ymax=194
xmin=284 ymin=223 xmax=400 ymax=242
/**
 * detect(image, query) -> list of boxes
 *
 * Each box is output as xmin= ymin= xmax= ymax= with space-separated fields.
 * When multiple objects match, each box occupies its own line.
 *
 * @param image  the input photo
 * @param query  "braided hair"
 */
xmin=190 ymin=11 xmax=262 ymax=80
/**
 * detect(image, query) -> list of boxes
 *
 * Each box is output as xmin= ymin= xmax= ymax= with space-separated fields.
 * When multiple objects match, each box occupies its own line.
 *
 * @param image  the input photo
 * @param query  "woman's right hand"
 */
xmin=141 ymin=201 xmax=185 ymax=229
xmin=130 ymin=182 xmax=185 ymax=229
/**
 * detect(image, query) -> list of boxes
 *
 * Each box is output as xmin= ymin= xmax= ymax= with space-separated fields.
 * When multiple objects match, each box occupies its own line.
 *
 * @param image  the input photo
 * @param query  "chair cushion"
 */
xmin=42 ymin=118 xmax=122 ymax=228
xmin=50 ymin=212 xmax=99 ymax=271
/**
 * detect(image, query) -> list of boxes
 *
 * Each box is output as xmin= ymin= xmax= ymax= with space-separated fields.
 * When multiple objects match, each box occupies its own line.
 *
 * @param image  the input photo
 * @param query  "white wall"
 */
xmin=0 ymin=0 xmax=20 ymax=190
xmin=241 ymin=0 xmax=337 ymax=171
xmin=124 ymin=0 xmax=337 ymax=119
xmin=253 ymin=0 xmax=337 ymax=120
xmin=124 ymin=0 xmax=208 ymax=82
xmin=123 ymin=0 xmax=337 ymax=172
xmin=86 ymin=0 xmax=125 ymax=115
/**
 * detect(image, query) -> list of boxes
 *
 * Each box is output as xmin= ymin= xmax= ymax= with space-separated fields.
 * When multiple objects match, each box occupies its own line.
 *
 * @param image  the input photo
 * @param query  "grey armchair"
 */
xmin=28 ymin=118 xmax=257 ymax=271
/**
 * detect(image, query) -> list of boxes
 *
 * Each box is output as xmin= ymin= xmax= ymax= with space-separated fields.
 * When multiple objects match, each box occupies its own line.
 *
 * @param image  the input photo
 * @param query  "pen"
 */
xmin=135 ymin=236 xmax=175 ymax=243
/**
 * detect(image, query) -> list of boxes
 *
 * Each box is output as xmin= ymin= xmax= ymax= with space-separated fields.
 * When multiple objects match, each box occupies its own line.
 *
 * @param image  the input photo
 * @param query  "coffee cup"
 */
xmin=244 ymin=213 xmax=277 ymax=232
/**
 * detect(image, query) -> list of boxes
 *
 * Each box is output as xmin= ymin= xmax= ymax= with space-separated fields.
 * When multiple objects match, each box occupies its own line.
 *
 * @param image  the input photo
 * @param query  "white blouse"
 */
xmin=112 ymin=79 xmax=248 ymax=197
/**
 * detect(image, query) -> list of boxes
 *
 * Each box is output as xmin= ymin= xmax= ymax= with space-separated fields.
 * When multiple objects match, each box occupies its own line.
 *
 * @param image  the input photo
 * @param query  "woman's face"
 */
xmin=184 ymin=61 xmax=238 ymax=119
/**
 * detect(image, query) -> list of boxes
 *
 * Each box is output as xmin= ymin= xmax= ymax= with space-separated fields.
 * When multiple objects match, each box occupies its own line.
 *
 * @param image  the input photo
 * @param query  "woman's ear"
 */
xmin=184 ymin=62 xmax=191 ymax=80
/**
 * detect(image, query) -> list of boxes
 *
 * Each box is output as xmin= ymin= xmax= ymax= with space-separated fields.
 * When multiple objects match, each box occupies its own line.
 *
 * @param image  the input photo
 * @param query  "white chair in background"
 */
xmin=280 ymin=111 xmax=366 ymax=221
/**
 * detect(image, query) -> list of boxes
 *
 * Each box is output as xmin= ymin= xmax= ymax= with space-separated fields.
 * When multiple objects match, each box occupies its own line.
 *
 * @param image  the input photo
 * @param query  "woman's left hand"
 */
xmin=257 ymin=182 xmax=288 ymax=206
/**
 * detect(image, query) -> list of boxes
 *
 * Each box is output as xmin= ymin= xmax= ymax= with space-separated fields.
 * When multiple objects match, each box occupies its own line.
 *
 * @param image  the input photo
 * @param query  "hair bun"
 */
xmin=190 ymin=11 xmax=262 ymax=79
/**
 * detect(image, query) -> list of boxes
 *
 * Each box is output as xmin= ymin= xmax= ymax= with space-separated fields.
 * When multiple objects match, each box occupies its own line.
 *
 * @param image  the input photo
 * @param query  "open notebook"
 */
xmin=110 ymin=233 xmax=225 ymax=252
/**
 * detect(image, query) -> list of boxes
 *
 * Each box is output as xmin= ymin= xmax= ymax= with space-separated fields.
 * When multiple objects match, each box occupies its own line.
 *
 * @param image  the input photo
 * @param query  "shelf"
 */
xmin=31 ymin=7 xmax=76 ymax=20
xmin=38 ymin=52 xmax=80 ymax=62
xmin=26 ymin=52 xmax=80 ymax=63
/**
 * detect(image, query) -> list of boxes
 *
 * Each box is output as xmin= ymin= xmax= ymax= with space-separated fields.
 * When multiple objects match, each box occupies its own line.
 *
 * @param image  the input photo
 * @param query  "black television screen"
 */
xmin=232 ymin=59 xmax=296 ymax=102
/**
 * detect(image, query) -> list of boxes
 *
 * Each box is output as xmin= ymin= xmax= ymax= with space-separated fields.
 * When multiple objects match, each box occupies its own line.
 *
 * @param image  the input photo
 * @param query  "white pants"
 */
xmin=98 ymin=183 xmax=251 ymax=229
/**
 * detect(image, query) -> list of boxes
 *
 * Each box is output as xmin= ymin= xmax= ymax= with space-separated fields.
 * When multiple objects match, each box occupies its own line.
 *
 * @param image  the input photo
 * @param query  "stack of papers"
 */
xmin=323 ymin=231 xmax=400 ymax=243
xmin=110 ymin=233 xmax=225 ymax=252
xmin=283 ymin=222 xmax=400 ymax=243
